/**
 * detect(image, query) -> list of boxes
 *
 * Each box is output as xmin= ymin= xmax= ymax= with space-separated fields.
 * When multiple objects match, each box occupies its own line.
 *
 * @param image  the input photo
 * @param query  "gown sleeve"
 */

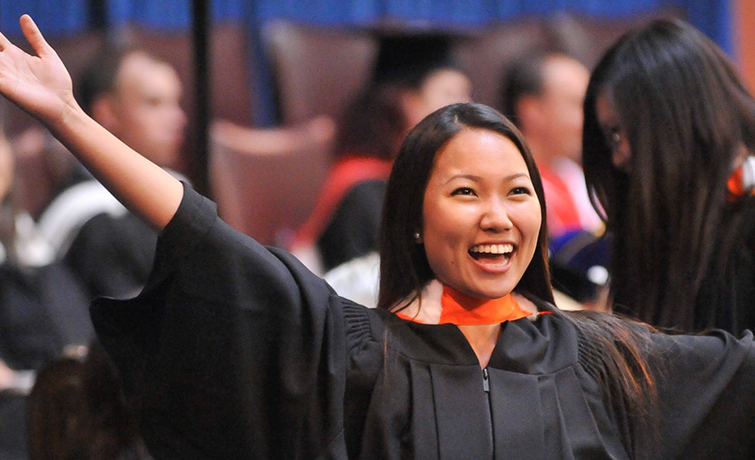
xmin=90 ymin=185 xmax=355 ymax=459
xmin=651 ymin=329 xmax=755 ymax=459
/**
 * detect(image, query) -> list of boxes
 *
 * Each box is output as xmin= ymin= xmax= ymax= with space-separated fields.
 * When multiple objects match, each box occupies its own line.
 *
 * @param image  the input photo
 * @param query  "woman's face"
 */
xmin=421 ymin=128 xmax=542 ymax=299
xmin=404 ymin=69 xmax=473 ymax=129
xmin=595 ymin=90 xmax=632 ymax=172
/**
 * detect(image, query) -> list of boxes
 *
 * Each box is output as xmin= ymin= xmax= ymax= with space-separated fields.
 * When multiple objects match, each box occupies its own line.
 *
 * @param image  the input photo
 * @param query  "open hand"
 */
xmin=0 ymin=15 xmax=78 ymax=128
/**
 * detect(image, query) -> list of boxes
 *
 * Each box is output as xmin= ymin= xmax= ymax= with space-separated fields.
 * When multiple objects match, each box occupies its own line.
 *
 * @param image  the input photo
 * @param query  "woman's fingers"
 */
xmin=0 ymin=15 xmax=76 ymax=128
xmin=0 ymin=30 xmax=18 ymax=95
xmin=19 ymin=15 xmax=52 ymax=59
xmin=0 ymin=30 xmax=9 ymax=51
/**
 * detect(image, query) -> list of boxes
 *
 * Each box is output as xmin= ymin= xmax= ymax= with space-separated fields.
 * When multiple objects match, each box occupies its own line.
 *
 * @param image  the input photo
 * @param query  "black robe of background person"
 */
xmin=0 ymin=257 xmax=93 ymax=460
xmin=317 ymin=179 xmax=385 ymax=272
xmin=0 ymin=261 xmax=92 ymax=370
xmin=65 ymin=210 xmax=155 ymax=300
xmin=91 ymin=186 xmax=755 ymax=460
xmin=38 ymin=167 xmax=159 ymax=301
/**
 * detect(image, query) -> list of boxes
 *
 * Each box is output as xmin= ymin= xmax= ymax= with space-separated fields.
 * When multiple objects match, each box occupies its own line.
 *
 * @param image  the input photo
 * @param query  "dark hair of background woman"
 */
xmin=583 ymin=19 xmax=755 ymax=333
xmin=377 ymin=102 xmax=658 ymax=456
xmin=27 ymin=341 xmax=152 ymax=460
xmin=331 ymin=84 xmax=407 ymax=162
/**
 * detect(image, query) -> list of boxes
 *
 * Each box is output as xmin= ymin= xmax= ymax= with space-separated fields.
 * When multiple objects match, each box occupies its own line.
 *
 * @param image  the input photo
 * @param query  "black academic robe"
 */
xmin=91 ymin=186 xmax=755 ymax=460
xmin=65 ymin=211 xmax=156 ymax=300
xmin=317 ymin=179 xmax=385 ymax=272
xmin=0 ymin=261 xmax=92 ymax=370
xmin=39 ymin=173 xmax=162 ymax=300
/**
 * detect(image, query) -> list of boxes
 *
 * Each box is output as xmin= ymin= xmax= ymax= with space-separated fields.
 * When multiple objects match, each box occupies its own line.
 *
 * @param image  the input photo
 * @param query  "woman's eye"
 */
xmin=510 ymin=186 xmax=532 ymax=196
xmin=451 ymin=187 xmax=476 ymax=196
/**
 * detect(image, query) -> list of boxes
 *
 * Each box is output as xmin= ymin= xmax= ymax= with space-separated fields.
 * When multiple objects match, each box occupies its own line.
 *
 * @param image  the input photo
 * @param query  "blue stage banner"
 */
xmin=0 ymin=0 xmax=731 ymax=54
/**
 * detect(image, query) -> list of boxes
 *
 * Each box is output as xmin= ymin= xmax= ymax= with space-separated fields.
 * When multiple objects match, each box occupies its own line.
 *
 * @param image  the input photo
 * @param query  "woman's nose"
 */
xmin=480 ymin=198 xmax=513 ymax=232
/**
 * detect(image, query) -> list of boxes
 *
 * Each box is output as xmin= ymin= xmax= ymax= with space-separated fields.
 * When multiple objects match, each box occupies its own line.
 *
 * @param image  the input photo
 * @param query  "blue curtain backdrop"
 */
xmin=0 ymin=0 xmax=734 ymax=124
xmin=0 ymin=0 xmax=733 ymax=50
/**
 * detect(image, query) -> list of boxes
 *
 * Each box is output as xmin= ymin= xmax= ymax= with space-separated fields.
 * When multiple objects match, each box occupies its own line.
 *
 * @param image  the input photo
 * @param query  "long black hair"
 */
xmin=583 ymin=19 xmax=755 ymax=333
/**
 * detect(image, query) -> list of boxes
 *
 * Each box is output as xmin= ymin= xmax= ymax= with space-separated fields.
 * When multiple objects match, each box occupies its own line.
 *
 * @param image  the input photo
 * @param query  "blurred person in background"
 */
xmin=0 ymin=120 xmax=91 ymax=375
xmin=293 ymin=36 xmax=472 ymax=275
xmin=36 ymin=45 xmax=188 ymax=300
xmin=290 ymin=84 xmax=406 ymax=273
xmin=501 ymin=52 xmax=602 ymax=238
xmin=0 ymin=112 xmax=91 ymax=460
xmin=501 ymin=52 xmax=608 ymax=309
xmin=27 ymin=341 xmax=153 ymax=460
xmin=583 ymin=19 xmax=755 ymax=334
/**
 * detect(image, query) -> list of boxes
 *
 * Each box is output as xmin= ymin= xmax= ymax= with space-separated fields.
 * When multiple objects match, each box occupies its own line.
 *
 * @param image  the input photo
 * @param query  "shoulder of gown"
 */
xmin=91 ymin=184 xmax=382 ymax=459
xmin=646 ymin=329 xmax=755 ymax=459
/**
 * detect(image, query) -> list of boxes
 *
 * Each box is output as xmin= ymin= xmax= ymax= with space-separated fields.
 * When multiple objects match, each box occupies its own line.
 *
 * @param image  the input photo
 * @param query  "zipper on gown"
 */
xmin=482 ymin=367 xmax=494 ymax=459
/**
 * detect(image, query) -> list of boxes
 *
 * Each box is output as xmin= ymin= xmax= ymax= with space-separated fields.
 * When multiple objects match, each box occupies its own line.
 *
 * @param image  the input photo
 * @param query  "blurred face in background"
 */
xmin=94 ymin=52 xmax=187 ymax=168
xmin=594 ymin=89 xmax=632 ymax=172
xmin=521 ymin=55 xmax=590 ymax=165
xmin=403 ymin=68 xmax=473 ymax=129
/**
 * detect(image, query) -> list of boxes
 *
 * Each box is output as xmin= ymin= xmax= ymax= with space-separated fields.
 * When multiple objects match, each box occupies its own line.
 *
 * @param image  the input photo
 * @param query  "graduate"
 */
xmin=1 ymin=15 xmax=754 ymax=459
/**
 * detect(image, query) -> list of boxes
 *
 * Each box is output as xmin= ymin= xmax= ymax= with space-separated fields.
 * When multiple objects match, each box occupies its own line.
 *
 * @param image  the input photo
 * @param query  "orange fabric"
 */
xmin=439 ymin=286 xmax=531 ymax=325
xmin=538 ymin=161 xmax=582 ymax=237
xmin=291 ymin=156 xmax=393 ymax=248
xmin=726 ymin=157 xmax=755 ymax=202
xmin=727 ymin=165 xmax=747 ymax=201
xmin=396 ymin=285 xmax=535 ymax=325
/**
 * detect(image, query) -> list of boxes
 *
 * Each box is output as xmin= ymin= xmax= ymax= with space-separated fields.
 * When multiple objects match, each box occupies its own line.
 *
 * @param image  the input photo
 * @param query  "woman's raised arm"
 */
xmin=0 ymin=15 xmax=182 ymax=231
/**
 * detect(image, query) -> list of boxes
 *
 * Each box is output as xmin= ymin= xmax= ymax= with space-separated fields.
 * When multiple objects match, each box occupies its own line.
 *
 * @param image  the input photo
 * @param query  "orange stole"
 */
xmin=397 ymin=285 xmax=532 ymax=325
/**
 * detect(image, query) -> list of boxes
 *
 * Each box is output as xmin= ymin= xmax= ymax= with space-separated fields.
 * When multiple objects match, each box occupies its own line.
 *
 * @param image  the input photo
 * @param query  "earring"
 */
xmin=414 ymin=232 xmax=421 ymax=242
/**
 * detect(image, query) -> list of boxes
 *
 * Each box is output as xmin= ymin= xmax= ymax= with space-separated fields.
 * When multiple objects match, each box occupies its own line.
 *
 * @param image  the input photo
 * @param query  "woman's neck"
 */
xmin=458 ymin=323 xmax=501 ymax=368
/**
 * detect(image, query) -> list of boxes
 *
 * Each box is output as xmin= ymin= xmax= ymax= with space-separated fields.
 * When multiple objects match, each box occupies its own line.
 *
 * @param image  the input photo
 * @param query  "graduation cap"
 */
xmin=371 ymin=33 xmax=458 ymax=87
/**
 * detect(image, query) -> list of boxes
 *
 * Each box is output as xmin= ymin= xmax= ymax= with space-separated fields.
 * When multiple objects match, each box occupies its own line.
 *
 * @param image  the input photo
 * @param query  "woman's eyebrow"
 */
xmin=443 ymin=172 xmax=529 ymax=184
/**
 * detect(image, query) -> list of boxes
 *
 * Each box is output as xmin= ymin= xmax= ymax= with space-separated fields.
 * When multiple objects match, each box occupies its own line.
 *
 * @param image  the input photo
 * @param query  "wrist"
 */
xmin=47 ymin=97 xmax=87 ymax=138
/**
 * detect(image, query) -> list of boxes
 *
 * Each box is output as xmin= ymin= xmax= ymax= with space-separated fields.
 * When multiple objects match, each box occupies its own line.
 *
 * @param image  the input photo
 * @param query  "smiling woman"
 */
xmin=1 ymin=16 xmax=755 ymax=459
xmin=389 ymin=126 xmax=544 ymax=366
xmin=378 ymin=104 xmax=552 ymax=313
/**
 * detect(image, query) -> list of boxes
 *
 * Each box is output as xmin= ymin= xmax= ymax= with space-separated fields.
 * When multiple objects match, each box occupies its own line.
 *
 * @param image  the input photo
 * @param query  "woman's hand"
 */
xmin=1 ymin=15 xmax=183 ymax=231
xmin=0 ymin=15 xmax=79 ymax=129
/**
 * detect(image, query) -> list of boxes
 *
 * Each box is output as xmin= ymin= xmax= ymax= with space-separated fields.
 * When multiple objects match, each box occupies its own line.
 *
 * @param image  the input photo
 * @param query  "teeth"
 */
xmin=470 ymin=244 xmax=513 ymax=254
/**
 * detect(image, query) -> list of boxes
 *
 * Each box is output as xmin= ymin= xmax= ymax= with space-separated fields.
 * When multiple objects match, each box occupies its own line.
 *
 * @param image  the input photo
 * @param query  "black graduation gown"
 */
xmin=91 ymin=186 xmax=755 ymax=459
xmin=317 ymin=179 xmax=385 ymax=271
xmin=0 ymin=261 xmax=92 ymax=370
xmin=65 ymin=211 xmax=156 ymax=299
xmin=40 ymin=172 xmax=159 ymax=300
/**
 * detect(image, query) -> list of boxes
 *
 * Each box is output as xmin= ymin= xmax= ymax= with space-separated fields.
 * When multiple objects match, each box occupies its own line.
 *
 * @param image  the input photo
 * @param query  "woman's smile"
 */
xmin=469 ymin=242 xmax=515 ymax=270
